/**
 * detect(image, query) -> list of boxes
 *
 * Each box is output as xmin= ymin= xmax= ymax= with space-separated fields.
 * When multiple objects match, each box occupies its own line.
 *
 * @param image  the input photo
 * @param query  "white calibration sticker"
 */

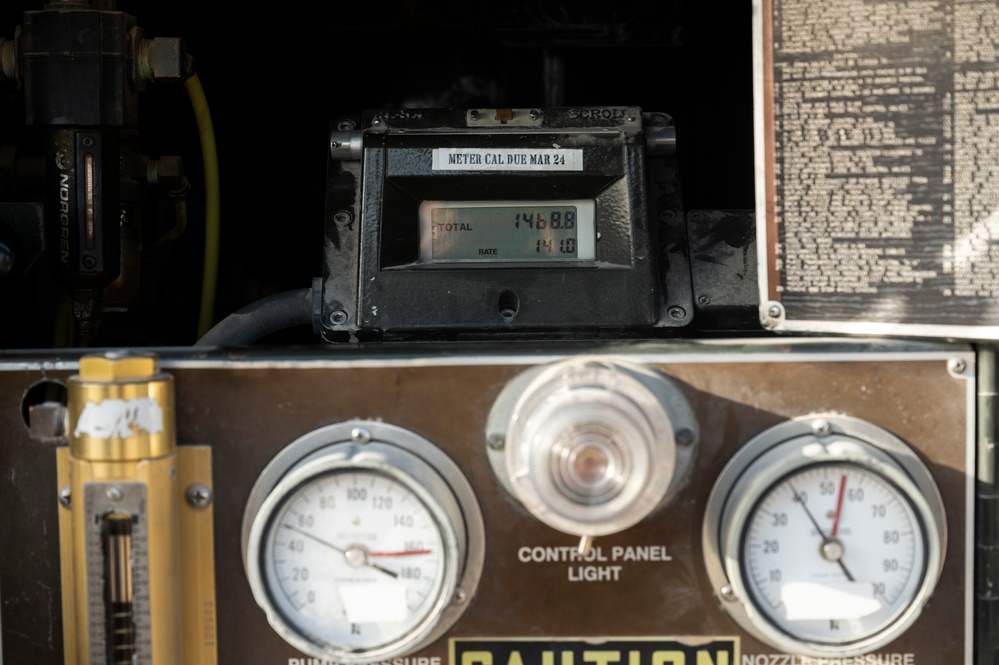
xmin=780 ymin=580 xmax=882 ymax=620
xmin=74 ymin=398 xmax=164 ymax=438
xmin=339 ymin=583 xmax=407 ymax=623
xmin=432 ymin=148 xmax=583 ymax=171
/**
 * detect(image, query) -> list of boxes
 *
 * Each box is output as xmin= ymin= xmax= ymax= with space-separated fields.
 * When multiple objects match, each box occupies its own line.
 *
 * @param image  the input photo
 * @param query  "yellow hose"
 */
xmin=184 ymin=73 xmax=221 ymax=340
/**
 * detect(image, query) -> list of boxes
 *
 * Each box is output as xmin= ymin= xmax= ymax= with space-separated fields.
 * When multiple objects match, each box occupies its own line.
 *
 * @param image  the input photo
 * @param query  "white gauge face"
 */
xmin=703 ymin=418 xmax=947 ymax=658
xmin=259 ymin=468 xmax=451 ymax=654
xmin=741 ymin=463 xmax=926 ymax=645
xmin=244 ymin=426 xmax=484 ymax=665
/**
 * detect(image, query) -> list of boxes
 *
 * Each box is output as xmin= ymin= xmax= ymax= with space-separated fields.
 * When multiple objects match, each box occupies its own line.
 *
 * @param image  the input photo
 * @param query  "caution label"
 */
xmin=450 ymin=638 xmax=738 ymax=665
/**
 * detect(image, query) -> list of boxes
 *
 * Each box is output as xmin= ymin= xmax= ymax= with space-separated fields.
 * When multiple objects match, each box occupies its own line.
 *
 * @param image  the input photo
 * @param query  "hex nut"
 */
xmin=79 ymin=353 xmax=159 ymax=381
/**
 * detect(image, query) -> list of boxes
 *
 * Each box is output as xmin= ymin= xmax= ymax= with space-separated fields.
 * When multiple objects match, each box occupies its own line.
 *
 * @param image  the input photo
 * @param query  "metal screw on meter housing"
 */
xmin=186 ymin=484 xmax=213 ymax=509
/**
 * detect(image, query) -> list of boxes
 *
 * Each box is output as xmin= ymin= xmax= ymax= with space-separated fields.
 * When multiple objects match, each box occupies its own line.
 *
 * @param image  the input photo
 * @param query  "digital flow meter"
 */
xmin=321 ymin=106 xmax=687 ymax=340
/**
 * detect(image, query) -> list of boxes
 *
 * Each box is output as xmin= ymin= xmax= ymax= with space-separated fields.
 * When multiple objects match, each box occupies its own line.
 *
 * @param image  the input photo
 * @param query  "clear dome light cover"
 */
xmin=500 ymin=358 xmax=692 ymax=537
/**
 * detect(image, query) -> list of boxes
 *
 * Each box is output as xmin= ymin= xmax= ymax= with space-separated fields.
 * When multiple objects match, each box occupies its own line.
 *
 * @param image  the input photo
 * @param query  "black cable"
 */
xmin=194 ymin=287 xmax=315 ymax=347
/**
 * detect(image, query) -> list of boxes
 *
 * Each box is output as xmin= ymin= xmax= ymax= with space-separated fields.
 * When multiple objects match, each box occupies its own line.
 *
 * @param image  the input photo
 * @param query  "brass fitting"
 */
xmin=79 ymin=352 xmax=158 ymax=381
xmin=61 ymin=350 xmax=188 ymax=665
xmin=67 ymin=351 xmax=176 ymax=462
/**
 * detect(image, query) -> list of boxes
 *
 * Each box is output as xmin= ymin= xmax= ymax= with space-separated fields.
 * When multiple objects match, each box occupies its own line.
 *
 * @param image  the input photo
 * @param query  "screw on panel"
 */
xmin=106 ymin=486 xmax=123 ymax=502
xmin=58 ymin=486 xmax=71 ymax=509
xmin=337 ymin=120 xmax=356 ymax=131
xmin=697 ymin=295 xmax=711 ymax=306
xmin=719 ymin=584 xmax=736 ymax=602
xmin=453 ymin=587 xmax=468 ymax=605
xmin=763 ymin=302 xmax=784 ymax=330
xmin=487 ymin=434 xmax=505 ymax=450
xmin=529 ymin=109 xmax=541 ymax=120
xmin=351 ymin=427 xmax=372 ymax=444
xmin=330 ymin=310 xmax=348 ymax=326
xmin=948 ymin=358 xmax=967 ymax=376
xmin=675 ymin=429 xmax=695 ymax=446
xmin=667 ymin=306 xmax=686 ymax=320
xmin=469 ymin=109 xmax=480 ymax=120
xmin=812 ymin=419 xmax=831 ymax=437
xmin=186 ymin=484 xmax=213 ymax=509
xmin=333 ymin=210 xmax=353 ymax=226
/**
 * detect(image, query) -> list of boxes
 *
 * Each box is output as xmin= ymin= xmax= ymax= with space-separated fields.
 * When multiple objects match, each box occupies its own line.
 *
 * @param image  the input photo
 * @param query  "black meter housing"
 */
xmin=321 ymin=107 xmax=689 ymax=342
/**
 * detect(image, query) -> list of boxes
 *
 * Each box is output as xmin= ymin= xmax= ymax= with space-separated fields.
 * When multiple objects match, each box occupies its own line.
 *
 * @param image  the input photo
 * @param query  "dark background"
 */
xmin=0 ymin=0 xmax=755 ymax=348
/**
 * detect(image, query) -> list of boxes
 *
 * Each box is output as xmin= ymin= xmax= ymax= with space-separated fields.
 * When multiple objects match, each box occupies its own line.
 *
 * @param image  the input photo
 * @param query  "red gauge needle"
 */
xmin=369 ymin=549 xmax=432 ymax=557
xmin=831 ymin=474 xmax=847 ymax=537
xmin=790 ymin=482 xmax=855 ymax=581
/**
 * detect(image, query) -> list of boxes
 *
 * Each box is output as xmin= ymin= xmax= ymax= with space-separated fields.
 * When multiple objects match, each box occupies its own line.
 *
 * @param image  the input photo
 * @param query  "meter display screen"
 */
xmin=418 ymin=200 xmax=596 ymax=263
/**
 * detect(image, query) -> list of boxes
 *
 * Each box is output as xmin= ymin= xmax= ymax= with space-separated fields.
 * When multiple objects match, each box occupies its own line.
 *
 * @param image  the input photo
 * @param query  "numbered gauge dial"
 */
xmin=742 ymin=463 xmax=925 ymax=644
xmin=243 ymin=423 xmax=485 ymax=664
xmin=703 ymin=416 xmax=946 ymax=658
xmin=262 ymin=468 xmax=452 ymax=651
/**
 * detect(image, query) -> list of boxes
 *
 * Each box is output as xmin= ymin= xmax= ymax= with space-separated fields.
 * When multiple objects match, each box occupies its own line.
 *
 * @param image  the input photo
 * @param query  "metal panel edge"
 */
xmin=753 ymin=0 xmax=772 ymax=330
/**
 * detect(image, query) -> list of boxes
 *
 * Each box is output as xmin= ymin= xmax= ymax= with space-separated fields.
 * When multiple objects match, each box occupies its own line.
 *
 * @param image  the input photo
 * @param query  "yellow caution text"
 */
xmin=461 ymin=649 xmax=730 ymax=665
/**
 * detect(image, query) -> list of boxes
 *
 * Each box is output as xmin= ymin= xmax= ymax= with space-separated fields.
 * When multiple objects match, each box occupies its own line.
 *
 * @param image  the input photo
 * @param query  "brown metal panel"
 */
xmin=0 ymin=341 xmax=975 ymax=663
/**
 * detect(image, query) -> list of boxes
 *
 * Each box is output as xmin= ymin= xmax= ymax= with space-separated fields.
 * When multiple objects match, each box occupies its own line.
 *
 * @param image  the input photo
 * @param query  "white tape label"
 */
xmin=74 ymin=398 xmax=164 ymax=438
xmin=339 ymin=582 xmax=408 ymax=623
xmin=781 ymin=580 xmax=882 ymax=620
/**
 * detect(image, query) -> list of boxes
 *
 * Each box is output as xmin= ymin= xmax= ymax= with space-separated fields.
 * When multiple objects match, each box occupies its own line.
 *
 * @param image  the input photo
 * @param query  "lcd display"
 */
xmin=418 ymin=200 xmax=596 ymax=263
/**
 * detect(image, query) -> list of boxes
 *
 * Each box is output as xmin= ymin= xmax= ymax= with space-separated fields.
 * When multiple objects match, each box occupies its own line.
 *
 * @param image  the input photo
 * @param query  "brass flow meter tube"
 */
xmin=64 ymin=352 xmax=182 ymax=664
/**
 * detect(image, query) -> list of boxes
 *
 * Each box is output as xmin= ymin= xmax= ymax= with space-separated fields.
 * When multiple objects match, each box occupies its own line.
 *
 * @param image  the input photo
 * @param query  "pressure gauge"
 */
xmin=702 ymin=415 xmax=946 ymax=657
xmin=242 ymin=422 xmax=484 ymax=664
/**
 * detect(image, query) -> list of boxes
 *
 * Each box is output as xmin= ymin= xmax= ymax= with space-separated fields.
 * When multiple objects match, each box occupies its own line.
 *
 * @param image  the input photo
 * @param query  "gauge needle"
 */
xmin=788 ymin=483 xmax=855 ymax=582
xmin=283 ymin=524 xmax=399 ymax=578
xmin=831 ymin=474 xmax=847 ymax=537
xmin=370 ymin=549 xmax=432 ymax=557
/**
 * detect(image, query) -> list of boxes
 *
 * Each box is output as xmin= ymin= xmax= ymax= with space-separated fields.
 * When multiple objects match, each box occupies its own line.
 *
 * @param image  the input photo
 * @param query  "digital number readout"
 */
xmin=418 ymin=200 xmax=596 ymax=262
